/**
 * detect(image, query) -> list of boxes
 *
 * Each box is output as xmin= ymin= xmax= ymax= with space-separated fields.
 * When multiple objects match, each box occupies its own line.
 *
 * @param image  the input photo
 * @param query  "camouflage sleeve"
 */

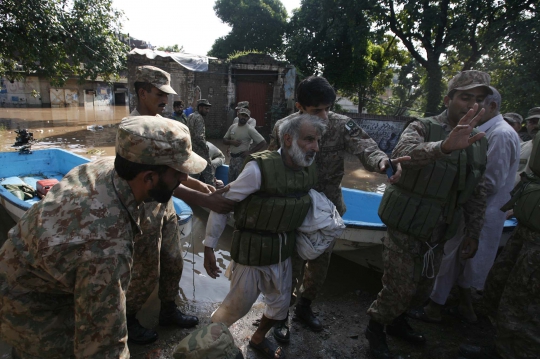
xmin=158 ymin=200 xmax=183 ymax=300
xmin=391 ymin=120 xmax=448 ymax=169
xmin=345 ymin=125 xmax=387 ymax=172
xmin=267 ymin=121 xmax=281 ymax=151
xmin=462 ymin=175 xmax=487 ymax=240
xmin=74 ymin=257 xmax=131 ymax=358
xmin=189 ymin=115 xmax=210 ymax=160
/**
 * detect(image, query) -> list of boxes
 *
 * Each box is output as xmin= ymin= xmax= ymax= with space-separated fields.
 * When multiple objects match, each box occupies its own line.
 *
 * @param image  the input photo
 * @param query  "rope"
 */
xmin=422 ymin=242 xmax=438 ymax=278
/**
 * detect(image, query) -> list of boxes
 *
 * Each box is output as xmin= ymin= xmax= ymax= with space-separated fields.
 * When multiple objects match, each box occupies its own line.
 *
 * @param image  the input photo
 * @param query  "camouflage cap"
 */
xmin=173 ymin=323 xmax=242 ymax=359
xmin=503 ymin=112 xmax=524 ymax=125
xmin=197 ymin=99 xmax=212 ymax=107
xmin=237 ymin=108 xmax=251 ymax=117
xmin=116 ymin=116 xmax=207 ymax=175
xmin=525 ymin=107 xmax=540 ymax=121
xmin=235 ymin=101 xmax=249 ymax=110
xmin=447 ymin=70 xmax=493 ymax=95
xmin=135 ymin=66 xmax=177 ymax=95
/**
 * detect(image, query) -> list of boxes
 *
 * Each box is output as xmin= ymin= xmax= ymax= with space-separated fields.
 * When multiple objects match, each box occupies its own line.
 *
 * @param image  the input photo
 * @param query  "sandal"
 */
xmin=444 ymin=306 xmax=478 ymax=324
xmin=406 ymin=307 xmax=442 ymax=323
xmin=249 ymin=338 xmax=286 ymax=359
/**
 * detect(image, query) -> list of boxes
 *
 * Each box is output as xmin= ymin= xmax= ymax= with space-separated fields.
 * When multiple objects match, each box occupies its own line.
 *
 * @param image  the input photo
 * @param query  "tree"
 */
xmin=285 ymin=0 xmax=406 ymax=112
xmin=0 ymin=0 xmax=129 ymax=87
xmin=381 ymin=0 xmax=537 ymax=116
xmin=208 ymin=0 xmax=287 ymax=58
xmin=157 ymin=44 xmax=184 ymax=53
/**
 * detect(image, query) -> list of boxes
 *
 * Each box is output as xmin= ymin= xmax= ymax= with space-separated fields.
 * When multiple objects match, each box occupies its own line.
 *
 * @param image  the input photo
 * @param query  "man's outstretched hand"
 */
xmin=441 ymin=104 xmax=486 ymax=154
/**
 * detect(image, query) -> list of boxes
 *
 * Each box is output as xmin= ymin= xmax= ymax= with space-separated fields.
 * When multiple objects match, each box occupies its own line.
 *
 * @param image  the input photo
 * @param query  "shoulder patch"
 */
xmin=345 ymin=119 xmax=361 ymax=137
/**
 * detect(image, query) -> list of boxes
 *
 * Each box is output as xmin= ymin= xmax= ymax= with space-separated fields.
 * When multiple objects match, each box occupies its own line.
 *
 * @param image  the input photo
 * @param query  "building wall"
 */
xmin=0 ymin=77 xmax=41 ymax=107
xmin=127 ymin=53 xmax=295 ymax=139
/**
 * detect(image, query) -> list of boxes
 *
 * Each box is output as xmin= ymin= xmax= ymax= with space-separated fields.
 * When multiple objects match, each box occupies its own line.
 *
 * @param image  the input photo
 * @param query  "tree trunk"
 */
xmin=424 ymin=62 xmax=444 ymax=117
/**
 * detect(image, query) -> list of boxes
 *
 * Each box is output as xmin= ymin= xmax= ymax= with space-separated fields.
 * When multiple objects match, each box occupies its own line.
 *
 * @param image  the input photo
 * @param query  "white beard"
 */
xmin=288 ymin=140 xmax=316 ymax=167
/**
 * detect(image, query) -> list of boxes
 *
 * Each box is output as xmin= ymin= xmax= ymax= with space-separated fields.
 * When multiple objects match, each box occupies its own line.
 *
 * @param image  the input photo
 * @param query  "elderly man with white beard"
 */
xmin=203 ymin=113 xmax=326 ymax=359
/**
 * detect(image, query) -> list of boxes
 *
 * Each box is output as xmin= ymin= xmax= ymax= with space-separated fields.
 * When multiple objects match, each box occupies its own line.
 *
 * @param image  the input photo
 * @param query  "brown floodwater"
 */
xmin=0 ymin=107 xmax=387 ymax=357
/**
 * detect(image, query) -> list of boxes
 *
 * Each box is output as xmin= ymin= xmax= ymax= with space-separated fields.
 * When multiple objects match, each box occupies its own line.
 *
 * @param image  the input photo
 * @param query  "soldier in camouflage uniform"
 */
xmin=173 ymin=323 xmax=243 ymax=359
xmin=172 ymin=100 xmax=188 ymax=125
xmin=186 ymin=99 xmax=215 ymax=185
xmin=0 ymin=116 xmax=207 ymax=359
xmin=268 ymin=76 xmax=409 ymax=342
xmin=459 ymin=132 xmax=540 ymax=359
xmin=127 ymin=66 xmax=203 ymax=345
xmin=366 ymin=71 xmax=491 ymax=359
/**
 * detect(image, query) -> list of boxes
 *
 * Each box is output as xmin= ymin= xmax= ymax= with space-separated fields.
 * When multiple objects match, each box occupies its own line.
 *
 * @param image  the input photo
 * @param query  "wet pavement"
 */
xmin=0 ymin=107 xmax=496 ymax=358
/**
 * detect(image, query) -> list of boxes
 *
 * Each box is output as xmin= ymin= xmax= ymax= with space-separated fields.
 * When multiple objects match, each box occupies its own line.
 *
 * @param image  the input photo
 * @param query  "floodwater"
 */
xmin=0 ymin=107 xmax=388 ymax=358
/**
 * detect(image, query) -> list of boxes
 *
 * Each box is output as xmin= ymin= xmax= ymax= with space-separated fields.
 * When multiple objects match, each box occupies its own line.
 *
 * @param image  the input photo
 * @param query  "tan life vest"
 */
xmin=378 ymin=117 xmax=488 ymax=240
xmin=231 ymin=151 xmax=318 ymax=266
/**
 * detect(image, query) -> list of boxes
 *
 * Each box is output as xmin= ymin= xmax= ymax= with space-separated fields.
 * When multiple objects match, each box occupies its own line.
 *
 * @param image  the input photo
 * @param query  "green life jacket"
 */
xmin=527 ymin=132 xmax=540 ymax=176
xmin=378 ymin=117 xmax=488 ymax=240
xmin=231 ymin=150 xmax=318 ymax=266
xmin=502 ymin=133 xmax=540 ymax=232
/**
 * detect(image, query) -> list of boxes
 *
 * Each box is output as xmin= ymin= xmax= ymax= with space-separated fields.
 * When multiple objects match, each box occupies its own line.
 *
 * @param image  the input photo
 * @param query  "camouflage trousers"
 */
xmin=291 ymin=240 xmax=336 ymax=303
xmin=190 ymin=164 xmax=215 ymax=186
xmin=483 ymin=225 xmax=540 ymax=359
xmin=367 ymin=228 xmax=444 ymax=324
xmin=126 ymin=211 xmax=184 ymax=316
xmin=228 ymin=156 xmax=244 ymax=184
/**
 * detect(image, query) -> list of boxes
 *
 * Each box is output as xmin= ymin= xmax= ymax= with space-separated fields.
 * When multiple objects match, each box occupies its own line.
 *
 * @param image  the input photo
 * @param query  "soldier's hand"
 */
xmin=461 ymin=237 xmax=479 ymax=259
xmin=380 ymin=156 xmax=411 ymax=184
xmin=204 ymin=246 xmax=222 ymax=279
xmin=441 ymin=104 xmax=486 ymax=154
xmin=205 ymin=185 xmax=235 ymax=213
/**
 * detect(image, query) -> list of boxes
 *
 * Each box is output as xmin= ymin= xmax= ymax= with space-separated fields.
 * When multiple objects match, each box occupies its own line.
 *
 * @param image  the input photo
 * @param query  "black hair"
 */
xmin=114 ymin=154 xmax=169 ymax=180
xmin=134 ymin=82 xmax=154 ymax=99
xmin=296 ymin=76 xmax=336 ymax=107
xmin=173 ymin=100 xmax=184 ymax=107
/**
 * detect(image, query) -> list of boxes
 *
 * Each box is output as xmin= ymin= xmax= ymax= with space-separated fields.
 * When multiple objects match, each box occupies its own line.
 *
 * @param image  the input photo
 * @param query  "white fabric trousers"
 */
xmin=211 ymin=258 xmax=292 ymax=327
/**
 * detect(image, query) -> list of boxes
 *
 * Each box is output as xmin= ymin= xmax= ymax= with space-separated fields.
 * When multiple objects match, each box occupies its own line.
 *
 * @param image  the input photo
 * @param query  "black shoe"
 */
xmin=294 ymin=299 xmax=323 ymax=332
xmin=386 ymin=314 xmax=426 ymax=345
xmin=159 ymin=302 xmax=199 ymax=328
xmin=127 ymin=316 xmax=158 ymax=345
xmin=458 ymin=344 xmax=501 ymax=359
xmin=273 ymin=312 xmax=290 ymax=344
xmin=364 ymin=324 xmax=392 ymax=359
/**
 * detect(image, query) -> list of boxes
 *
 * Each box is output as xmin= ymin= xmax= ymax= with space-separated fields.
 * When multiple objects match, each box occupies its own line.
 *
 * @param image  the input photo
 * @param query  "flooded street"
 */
xmin=0 ymin=108 xmax=496 ymax=359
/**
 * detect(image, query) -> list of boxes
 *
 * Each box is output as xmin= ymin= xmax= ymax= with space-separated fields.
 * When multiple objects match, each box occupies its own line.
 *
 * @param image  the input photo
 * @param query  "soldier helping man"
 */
xmin=204 ymin=114 xmax=327 ymax=359
xmin=268 ymin=76 xmax=409 ymax=342
xmin=127 ymin=66 xmax=234 ymax=344
xmin=0 ymin=116 xmax=208 ymax=358
xmin=367 ymin=70 xmax=491 ymax=359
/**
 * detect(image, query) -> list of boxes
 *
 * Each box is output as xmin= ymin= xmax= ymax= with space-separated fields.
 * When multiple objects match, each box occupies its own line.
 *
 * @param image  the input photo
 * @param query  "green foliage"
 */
xmin=0 ymin=0 xmax=129 ymax=87
xmin=209 ymin=0 xmax=288 ymax=58
xmin=227 ymin=50 xmax=264 ymax=61
xmin=380 ymin=0 xmax=537 ymax=116
xmin=157 ymin=44 xmax=184 ymax=53
xmin=285 ymin=0 xmax=406 ymax=112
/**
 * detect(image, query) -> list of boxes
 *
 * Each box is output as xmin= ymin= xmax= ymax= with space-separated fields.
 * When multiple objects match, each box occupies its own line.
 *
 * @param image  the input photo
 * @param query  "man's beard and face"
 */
xmin=148 ymin=176 xmax=180 ymax=203
xmin=238 ymin=115 xmax=249 ymax=125
xmin=288 ymin=136 xmax=316 ymax=167
xmin=199 ymin=106 xmax=210 ymax=117
xmin=173 ymin=105 xmax=183 ymax=115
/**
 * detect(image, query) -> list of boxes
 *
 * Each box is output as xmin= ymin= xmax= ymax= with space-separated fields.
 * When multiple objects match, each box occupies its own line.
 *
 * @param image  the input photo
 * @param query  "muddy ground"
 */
xmin=0 ymin=203 xmax=496 ymax=359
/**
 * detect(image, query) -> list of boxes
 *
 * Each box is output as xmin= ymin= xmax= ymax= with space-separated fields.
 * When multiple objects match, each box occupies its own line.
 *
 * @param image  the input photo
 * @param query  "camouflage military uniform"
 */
xmin=0 ymin=159 xmax=138 ymax=359
xmin=173 ymin=323 xmax=241 ymax=359
xmin=367 ymin=111 xmax=487 ymax=324
xmin=126 ymin=109 xmax=184 ymax=317
xmin=269 ymin=111 xmax=387 ymax=302
xmin=172 ymin=112 xmax=188 ymax=125
xmin=186 ymin=111 xmax=214 ymax=184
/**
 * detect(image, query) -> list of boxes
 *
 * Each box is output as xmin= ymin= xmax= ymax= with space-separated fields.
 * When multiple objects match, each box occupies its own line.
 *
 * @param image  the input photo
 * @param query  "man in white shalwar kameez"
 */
xmin=420 ymin=87 xmax=520 ymax=324
xmin=203 ymin=114 xmax=326 ymax=359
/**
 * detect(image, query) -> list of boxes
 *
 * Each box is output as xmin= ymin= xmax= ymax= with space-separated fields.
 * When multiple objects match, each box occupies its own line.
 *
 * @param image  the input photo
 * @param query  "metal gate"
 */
xmin=49 ymin=89 xmax=65 ymax=107
xmin=235 ymin=82 xmax=268 ymax=126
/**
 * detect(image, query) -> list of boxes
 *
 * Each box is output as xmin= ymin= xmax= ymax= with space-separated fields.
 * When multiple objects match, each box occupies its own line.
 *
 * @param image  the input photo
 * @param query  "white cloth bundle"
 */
xmin=296 ymin=189 xmax=346 ymax=260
